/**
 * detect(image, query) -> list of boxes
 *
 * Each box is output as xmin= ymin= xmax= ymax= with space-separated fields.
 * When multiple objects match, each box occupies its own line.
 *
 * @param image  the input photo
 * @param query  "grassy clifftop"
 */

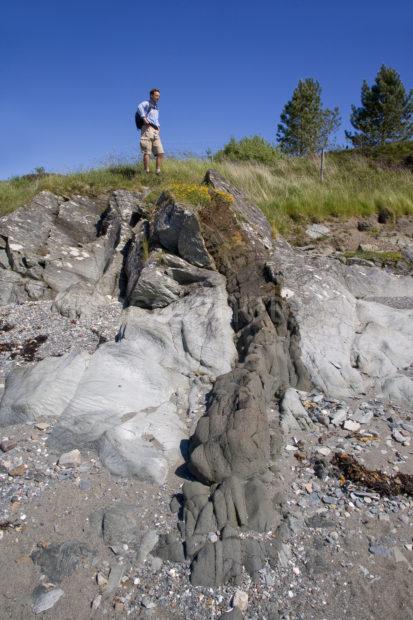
xmin=1 ymin=152 xmax=412 ymax=235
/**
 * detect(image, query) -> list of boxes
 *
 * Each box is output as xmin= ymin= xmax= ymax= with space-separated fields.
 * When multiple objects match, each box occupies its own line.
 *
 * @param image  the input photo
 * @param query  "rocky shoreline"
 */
xmin=0 ymin=171 xmax=412 ymax=618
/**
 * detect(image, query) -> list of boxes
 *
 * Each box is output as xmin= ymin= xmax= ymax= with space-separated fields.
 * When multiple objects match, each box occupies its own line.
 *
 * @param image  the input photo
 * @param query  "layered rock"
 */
xmin=0 ymin=189 xmax=148 ymax=310
xmin=152 ymin=171 xmax=309 ymax=586
xmin=272 ymin=238 xmax=413 ymax=405
xmin=0 ymin=185 xmax=238 ymax=484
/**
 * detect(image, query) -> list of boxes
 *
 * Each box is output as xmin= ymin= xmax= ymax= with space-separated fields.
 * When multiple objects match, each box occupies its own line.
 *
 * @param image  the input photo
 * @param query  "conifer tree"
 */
xmin=346 ymin=65 xmax=413 ymax=147
xmin=277 ymin=79 xmax=340 ymax=156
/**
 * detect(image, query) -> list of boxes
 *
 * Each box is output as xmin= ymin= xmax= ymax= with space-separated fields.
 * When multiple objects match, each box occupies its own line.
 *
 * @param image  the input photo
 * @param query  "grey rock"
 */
xmin=245 ymin=479 xmax=277 ymax=532
xmin=32 ymin=586 xmax=64 ymax=614
xmin=272 ymin=238 xmax=413 ymax=405
xmin=241 ymin=538 xmax=266 ymax=580
xmin=137 ymin=530 xmax=159 ymax=564
xmin=402 ymin=245 xmax=413 ymax=264
xmin=105 ymin=563 xmax=125 ymax=595
xmin=31 ymin=541 xmax=93 ymax=582
xmin=99 ymin=504 xmax=141 ymax=546
xmin=169 ymin=496 xmax=181 ymax=514
xmin=0 ymin=352 xmax=90 ymax=425
xmin=141 ymin=596 xmax=157 ymax=609
xmin=280 ymin=388 xmax=313 ymax=432
xmin=219 ymin=609 xmax=244 ymax=620
xmin=154 ymin=193 xmax=215 ymax=269
xmin=0 ymin=191 xmax=122 ymax=305
xmin=190 ymin=534 xmax=242 ymax=586
xmin=52 ymin=281 xmax=108 ymax=319
xmin=369 ymin=543 xmax=392 ymax=557
xmin=392 ymin=428 xmax=410 ymax=444
xmin=58 ymin=449 xmax=81 ymax=468
xmin=331 ymin=408 xmax=348 ymax=426
xmin=352 ymin=408 xmax=374 ymax=424
xmin=1 ymin=255 xmax=236 ymax=482
xmin=153 ymin=533 xmax=185 ymax=563
xmin=306 ymin=224 xmax=330 ymax=239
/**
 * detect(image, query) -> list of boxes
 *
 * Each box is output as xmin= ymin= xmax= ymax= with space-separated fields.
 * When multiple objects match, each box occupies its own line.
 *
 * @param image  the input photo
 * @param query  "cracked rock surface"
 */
xmin=0 ymin=172 xmax=412 ymax=619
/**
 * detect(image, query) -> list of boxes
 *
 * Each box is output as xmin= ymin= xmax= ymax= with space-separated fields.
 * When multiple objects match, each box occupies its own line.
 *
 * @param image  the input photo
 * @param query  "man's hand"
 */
xmin=143 ymin=117 xmax=149 ymax=124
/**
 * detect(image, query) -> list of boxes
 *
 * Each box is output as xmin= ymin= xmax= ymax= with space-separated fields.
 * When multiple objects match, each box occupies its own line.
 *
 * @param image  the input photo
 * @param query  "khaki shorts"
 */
xmin=140 ymin=125 xmax=164 ymax=156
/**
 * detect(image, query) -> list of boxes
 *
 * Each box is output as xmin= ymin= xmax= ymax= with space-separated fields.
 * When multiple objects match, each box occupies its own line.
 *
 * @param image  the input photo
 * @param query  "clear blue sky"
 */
xmin=1 ymin=0 xmax=412 ymax=179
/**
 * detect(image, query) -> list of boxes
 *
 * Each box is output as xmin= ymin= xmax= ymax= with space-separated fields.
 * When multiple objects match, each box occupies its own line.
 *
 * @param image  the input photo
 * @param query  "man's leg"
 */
xmin=140 ymin=128 xmax=152 ymax=172
xmin=143 ymin=153 xmax=150 ymax=172
xmin=156 ymin=153 xmax=164 ymax=173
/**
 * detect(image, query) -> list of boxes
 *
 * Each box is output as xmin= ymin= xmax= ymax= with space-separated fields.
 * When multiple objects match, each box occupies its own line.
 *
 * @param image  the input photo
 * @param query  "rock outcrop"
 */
xmin=272 ymin=238 xmax=413 ymax=406
xmin=0 ymin=184 xmax=238 ymax=484
xmin=3 ymin=169 xmax=412 ymax=591
xmin=152 ymin=171 xmax=309 ymax=586
xmin=0 ymin=189 xmax=152 ymax=311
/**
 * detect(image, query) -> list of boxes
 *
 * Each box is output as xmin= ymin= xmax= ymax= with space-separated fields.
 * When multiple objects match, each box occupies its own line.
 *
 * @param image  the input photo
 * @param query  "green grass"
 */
xmin=344 ymin=249 xmax=404 ymax=265
xmin=1 ymin=153 xmax=413 ymax=236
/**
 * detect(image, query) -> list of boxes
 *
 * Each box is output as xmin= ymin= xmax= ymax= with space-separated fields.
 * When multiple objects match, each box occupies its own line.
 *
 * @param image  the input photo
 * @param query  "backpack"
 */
xmin=135 ymin=110 xmax=144 ymax=130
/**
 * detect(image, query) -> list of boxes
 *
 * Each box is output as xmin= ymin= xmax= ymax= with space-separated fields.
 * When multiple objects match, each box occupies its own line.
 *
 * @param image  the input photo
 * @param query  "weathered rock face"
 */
xmin=0 ymin=171 xmax=307 ymax=584
xmin=272 ymin=238 xmax=413 ymax=406
xmin=0 ymin=186 xmax=237 ymax=484
xmin=48 ymin=258 xmax=236 ymax=482
xmin=0 ymin=189 xmax=148 ymax=310
xmin=152 ymin=171 xmax=309 ymax=586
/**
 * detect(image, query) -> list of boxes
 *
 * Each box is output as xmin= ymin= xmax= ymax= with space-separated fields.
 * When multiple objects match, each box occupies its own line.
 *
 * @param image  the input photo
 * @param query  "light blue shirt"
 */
xmin=137 ymin=99 xmax=160 ymax=128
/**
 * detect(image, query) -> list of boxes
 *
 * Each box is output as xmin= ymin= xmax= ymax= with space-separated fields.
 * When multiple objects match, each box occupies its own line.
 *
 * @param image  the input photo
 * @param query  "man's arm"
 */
xmin=137 ymin=101 xmax=149 ymax=123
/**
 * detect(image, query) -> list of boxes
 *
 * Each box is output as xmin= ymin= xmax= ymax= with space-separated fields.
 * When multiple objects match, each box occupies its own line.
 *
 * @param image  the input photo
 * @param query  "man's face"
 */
xmin=151 ymin=91 xmax=160 ymax=103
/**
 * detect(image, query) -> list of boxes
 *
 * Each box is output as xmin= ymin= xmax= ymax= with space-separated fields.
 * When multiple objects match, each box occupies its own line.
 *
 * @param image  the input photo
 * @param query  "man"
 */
xmin=137 ymin=88 xmax=164 ymax=174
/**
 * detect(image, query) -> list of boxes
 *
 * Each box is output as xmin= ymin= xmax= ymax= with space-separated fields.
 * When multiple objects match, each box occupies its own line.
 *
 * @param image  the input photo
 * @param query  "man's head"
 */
xmin=150 ymin=88 xmax=160 ymax=103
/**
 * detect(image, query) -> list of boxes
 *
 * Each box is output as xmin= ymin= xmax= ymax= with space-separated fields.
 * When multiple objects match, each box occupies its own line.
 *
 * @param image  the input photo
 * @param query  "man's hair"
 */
xmin=150 ymin=88 xmax=160 ymax=96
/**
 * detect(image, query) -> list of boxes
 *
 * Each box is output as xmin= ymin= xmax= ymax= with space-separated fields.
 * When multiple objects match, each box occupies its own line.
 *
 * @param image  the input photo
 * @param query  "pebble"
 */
xmin=35 ymin=422 xmax=50 ymax=431
xmin=32 ymin=588 xmax=64 ymax=614
xmin=392 ymin=429 xmax=410 ymax=445
xmin=232 ymin=590 xmax=249 ymax=612
xmin=369 ymin=543 xmax=392 ymax=558
xmin=0 ymin=439 xmax=17 ymax=453
xmin=322 ymin=495 xmax=337 ymax=505
xmin=91 ymin=594 xmax=102 ymax=610
xmin=10 ymin=463 xmax=26 ymax=477
xmin=312 ymin=394 xmax=324 ymax=404
xmin=141 ymin=595 xmax=156 ymax=609
xmin=58 ymin=449 xmax=82 ymax=468
xmin=169 ymin=496 xmax=181 ymax=514
xmin=96 ymin=573 xmax=108 ymax=588
xmin=343 ymin=420 xmax=361 ymax=432
xmin=316 ymin=447 xmax=331 ymax=457
xmin=331 ymin=409 xmax=347 ymax=426
xmin=352 ymin=409 xmax=374 ymax=424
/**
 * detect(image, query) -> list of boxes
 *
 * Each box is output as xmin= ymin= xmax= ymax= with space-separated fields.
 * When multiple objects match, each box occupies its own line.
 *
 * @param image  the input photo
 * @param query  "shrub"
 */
xmin=168 ymin=182 xmax=211 ymax=207
xmin=214 ymin=136 xmax=282 ymax=165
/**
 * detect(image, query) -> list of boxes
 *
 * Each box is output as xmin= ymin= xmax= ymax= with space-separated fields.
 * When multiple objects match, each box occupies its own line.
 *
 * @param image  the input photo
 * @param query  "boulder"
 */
xmin=272 ymin=238 xmax=413 ymax=405
xmin=305 ymin=223 xmax=330 ymax=239
xmin=0 ymin=352 xmax=90 ymax=425
xmin=0 ymin=191 xmax=122 ymax=304
xmin=153 ymin=194 xmax=215 ymax=269
xmin=52 ymin=281 xmax=109 ymax=319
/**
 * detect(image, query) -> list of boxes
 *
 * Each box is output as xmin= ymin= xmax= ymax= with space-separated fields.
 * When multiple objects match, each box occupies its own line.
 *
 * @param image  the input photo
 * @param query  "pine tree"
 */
xmin=277 ymin=79 xmax=340 ymax=156
xmin=346 ymin=65 xmax=413 ymax=147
